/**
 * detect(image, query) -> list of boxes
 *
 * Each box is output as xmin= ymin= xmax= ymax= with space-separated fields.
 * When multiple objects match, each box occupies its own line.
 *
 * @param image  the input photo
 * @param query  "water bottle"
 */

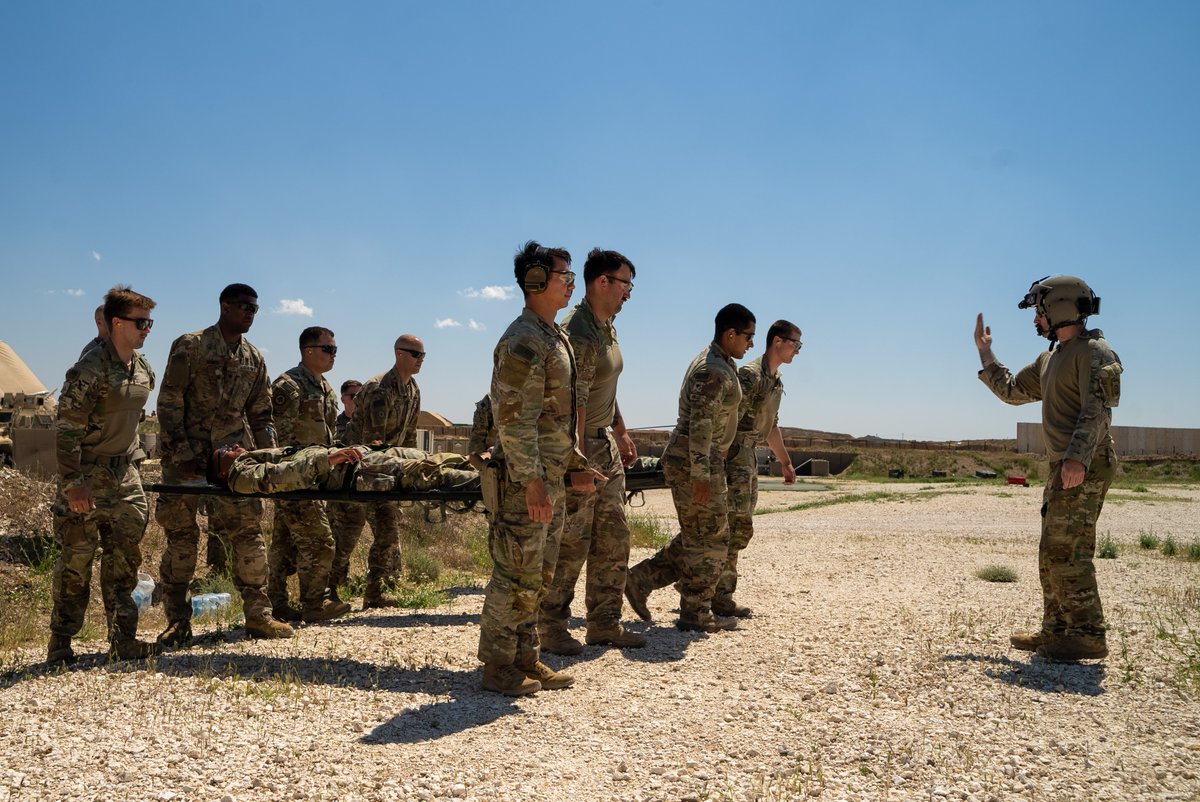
xmin=191 ymin=592 xmax=232 ymax=617
xmin=131 ymin=573 xmax=155 ymax=611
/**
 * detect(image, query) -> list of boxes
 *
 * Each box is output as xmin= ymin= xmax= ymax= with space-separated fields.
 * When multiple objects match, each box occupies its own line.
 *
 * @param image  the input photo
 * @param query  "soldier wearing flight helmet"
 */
xmin=974 ymin=275 xmax=1122 ymax=662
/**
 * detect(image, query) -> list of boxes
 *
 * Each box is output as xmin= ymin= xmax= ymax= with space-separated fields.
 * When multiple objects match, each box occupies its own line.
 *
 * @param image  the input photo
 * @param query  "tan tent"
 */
xmin=0 ymin=340 xmax=47 ymax=395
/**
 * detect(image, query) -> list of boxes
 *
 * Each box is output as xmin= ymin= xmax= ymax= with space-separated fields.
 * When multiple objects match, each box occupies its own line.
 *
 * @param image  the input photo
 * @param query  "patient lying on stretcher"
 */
xmin=210 ymin=444 xmax=481 ymax=495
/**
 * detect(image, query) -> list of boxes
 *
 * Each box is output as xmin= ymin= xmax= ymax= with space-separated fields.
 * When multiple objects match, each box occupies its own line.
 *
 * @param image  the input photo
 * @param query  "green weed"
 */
xmin=628 ymin=514 xmax=674 ymax=550
xmin=1097 ymin=532 xmax=1118 ymax=559
xmin=1162 ymin=536 xmax=1178 ymax=557
xmin=975 ymin=564 xmax=1018 ymax=583
xmin=1187 ymin=541 xmax=1200 ymax=562
xmin=1138 ymin=530 xmax=1161 ymax=550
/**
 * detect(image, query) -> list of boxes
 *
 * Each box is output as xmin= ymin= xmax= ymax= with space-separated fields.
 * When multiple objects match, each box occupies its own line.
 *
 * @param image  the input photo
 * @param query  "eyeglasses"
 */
xmin=550 ymin=269 xmax=576 ymax=285
xmin=604 ymin=274 xmax=634 ymax=291
xmin=780 ymin=336 xmax=802 ymax=350
xmin=737 ymin=329 xmax=756 ymax=340
xmin=396 ymin=348 xmax=426 ymax=359
xmin=224 ymin=300 xmax=259 ymax=314
xmin=117 ymin=316 xmax=154 ymax=331
xmin=304 ymin=344 xmax=338 ymax=355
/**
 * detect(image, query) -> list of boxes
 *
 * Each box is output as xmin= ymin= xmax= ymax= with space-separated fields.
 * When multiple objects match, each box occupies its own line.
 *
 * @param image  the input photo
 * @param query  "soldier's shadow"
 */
xmin=544 ymin=615 xmax=707 ymax=669
xmin=335 ymin=611 xmax=481 ymax=629
xmin=942 ymin=652 xmax=1106 ymax=696
xmin=145 ymin=651 xmax=525 ymax=740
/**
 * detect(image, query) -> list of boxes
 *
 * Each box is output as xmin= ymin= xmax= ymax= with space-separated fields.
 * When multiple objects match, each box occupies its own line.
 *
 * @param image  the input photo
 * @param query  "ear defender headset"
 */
xmin=523 ymin=246 xmax=550 ymax=294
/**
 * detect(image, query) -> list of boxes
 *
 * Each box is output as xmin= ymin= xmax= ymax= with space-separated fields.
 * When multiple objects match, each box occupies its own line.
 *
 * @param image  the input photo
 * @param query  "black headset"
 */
xmin=522 ymin=246 xmax=550 ymax=294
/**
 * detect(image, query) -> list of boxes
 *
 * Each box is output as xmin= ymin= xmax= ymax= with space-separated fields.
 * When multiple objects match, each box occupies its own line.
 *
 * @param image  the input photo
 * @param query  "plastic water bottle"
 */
xmin=131 ymin=573 xmax=155 ymax=611
xmin=191 ymin=592 xmax=232 ymax=617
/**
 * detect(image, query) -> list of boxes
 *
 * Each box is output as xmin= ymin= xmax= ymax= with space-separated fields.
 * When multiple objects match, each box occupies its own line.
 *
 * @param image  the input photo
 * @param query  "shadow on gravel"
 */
xmin=335 ymin=611 xmax=481 ymax=629
xmin=364 ymin=690 xmax=528 ymax=744
xmin=943 ymin=652 xmax=1106 ymax=696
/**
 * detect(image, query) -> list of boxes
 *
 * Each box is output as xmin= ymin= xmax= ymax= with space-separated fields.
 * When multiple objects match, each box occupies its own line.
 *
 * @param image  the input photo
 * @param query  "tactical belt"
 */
xmin=586 ymin=427 xmax=608 ymax=439
xmin=81 ymin=452 xmax=133 ymax=471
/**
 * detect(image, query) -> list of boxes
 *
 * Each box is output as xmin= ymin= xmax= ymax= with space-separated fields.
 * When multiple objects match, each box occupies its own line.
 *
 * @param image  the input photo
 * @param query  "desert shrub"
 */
xmin=975 ymin=564 xmax=1017 ymax=583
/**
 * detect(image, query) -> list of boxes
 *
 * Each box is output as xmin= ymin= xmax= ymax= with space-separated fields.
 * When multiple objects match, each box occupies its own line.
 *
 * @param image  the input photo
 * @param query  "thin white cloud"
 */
xmin=66 ymin=288 xmax=85 ymax=297
xmin=460 ymin=285 xmax=516 ymax=301
xmin=274 ymin=299 xmax=313 ymax=317
xmin=435 ymin=318 xmax=462 ymax=329
xmin=468 ymin=319 xmax=486 ymax=331
xmin=90 ymin=251 xmax=102 ymax=261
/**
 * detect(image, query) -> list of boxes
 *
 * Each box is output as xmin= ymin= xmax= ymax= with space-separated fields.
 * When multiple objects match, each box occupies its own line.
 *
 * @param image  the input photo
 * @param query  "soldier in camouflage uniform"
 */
xmin=466 ymin=395 xmax=494 ymax=471
xmin=976 ymin=275 xmax=1122 ymax=662
xmin=214 ymin=444 xmax=478 ymax=494
xmin=265 ymin=327 xmax=351 ymax=624
xmin=327 ymin=335 xmax=424 ymax=608
xmin=49 ymin=286 xmax=159 ymax=665
xmin=155 ymin=283 xmax=293 ymax=646
xmin=334 ymin=379 xmax=361 ymax=445
xmin=540 ymin=248 xmax=645 ymax=654
xmin=625 ymin=304 xmax=755 ymax=633
xmin=717 ymin=319 xmax=802 ymax=618
xmin=478 ymin=241 xmax=597 ymax=696
xmin=78 ymin=304 xmax=108 ymax=359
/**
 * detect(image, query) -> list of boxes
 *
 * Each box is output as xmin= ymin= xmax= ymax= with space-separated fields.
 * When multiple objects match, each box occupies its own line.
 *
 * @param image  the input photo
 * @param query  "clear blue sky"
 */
xmin=2 ymin=2 xmax=1197 ymax=440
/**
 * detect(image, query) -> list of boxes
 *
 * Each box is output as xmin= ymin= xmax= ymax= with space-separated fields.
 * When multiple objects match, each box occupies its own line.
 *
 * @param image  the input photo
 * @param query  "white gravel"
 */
xmin=2 ymin=479 xmax=1199 ymax=802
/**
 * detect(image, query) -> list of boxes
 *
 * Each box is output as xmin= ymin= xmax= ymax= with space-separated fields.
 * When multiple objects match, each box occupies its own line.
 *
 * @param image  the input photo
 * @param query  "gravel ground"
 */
xmin=2 ymin=479 xmax=1199 ymax=802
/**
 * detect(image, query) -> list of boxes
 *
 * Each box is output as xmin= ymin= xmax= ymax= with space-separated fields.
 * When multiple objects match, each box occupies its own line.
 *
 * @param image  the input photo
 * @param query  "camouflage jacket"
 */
xmin=490 ymin=307 xmax=583 ymax=484
xmin=78 ymin=335 xmax=106 ymax=360
xmin=157 ymin=325 xmax=275 ymax=472
xmin=734 ymin=356 xmax=784 ymax=447
xmin=345 ymin=368 xmax=420 ymax=448
xmin=467 ymin=395 xmax=495 ymax=456
xmin=271 ymin=364 xmax=338 ymax=447
xmin=562 ymin=297 xmax=623 ymax=429
xmin=665 ymin=343 xmax=743 ymax=483
xmin=56 ymin=339 xmax=154 ymax=490
xmin=334 ymin=412 xmax=352 ymax=445
xmin=979 ymin=329 xmax=1122 ymax=467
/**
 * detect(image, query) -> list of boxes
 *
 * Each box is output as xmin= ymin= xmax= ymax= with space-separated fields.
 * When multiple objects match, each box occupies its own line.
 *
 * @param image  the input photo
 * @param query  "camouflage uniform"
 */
xmin=478 ymin=308 xmax=581 ymax=669
xmin=267 ymin=365 xmax=338 ymax=612
xmin=628 ymin=343 xmax=742 ymax=620
xmin=541 ymin=298 xmax=630 ymax=631
xmin=156 ymin=325 xmax=276 ymax=623
xmin=334 ymin=411 xmax=352 ymax=445
xmin=467 ymin=396 xmax=495 ymax=461
xmin=717 ymin=355 xmax=784 ymax=608
xmin=226 ymin=445 xmax=476 ymax=494
xmin=327 ymin=368 xmax=420 ymax=598
xmin=50 ymin=340 xmax=154 ymax=645
xmin=979 ymin=329 xmax=1122 ymax=644
xmin=79 ymin=335 xmax=106 ymax=360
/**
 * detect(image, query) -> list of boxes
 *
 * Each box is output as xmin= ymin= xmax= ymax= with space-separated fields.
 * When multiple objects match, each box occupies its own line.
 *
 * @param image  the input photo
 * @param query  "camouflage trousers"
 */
xmin=268 ymin=499 xmax=335 ymax=611
xmin=156 ymin=482 xmax=271 ymax=622
xmin=717 ymin=440 xmax=758 ymax=606
xmin=1038 ymin=445 xmax=1116 ymax=639
xmin=478 ymin=473 xmax=566 ymax=668
xmin=628 ymin=450 xmax=729 ymax=618
xmin=541 ymin=433 xmax=631 ymax=629
xmin=327 ymin=500 xmax=401 ymax=597
xmin=50 ymin=462 xmax=147 ymax=642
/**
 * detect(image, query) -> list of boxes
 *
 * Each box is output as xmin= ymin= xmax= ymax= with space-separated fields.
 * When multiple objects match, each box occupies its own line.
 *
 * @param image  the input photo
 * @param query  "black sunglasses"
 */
xmin=226 ymin=300 xmax=259 ymax=314
xmin=397 ymin=348 xmax=426 ymax=359
xmin=117 ymin=316 xmax=154 ymax=331
xmin=304 ymin=344 xmax=338 ymax=355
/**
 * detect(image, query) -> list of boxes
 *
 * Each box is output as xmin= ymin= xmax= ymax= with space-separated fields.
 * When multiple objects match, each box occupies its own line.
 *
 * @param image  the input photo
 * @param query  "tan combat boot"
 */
xmin=47 ymin=635 xmax=76 ymax=666
xmin=518 ymin=660 xmax=575 ymax=690
xmin=677 ymin=612 xmax=739 ymax=633
xmin=1037 ymin=634 xmax=1108 ymax=662
xmin=109 ymin=638 xmax=162 ymax=661
xmin=585 ymin=624 xmax=647 ymax=649
xmin=362 ymin=582 xmax=402 ymax=610
xmin=156 ymin=620 xmax=193 ymax=648
xmin=624 ymin=573 xmax=652 ymax=621
xmin=302 ymin=599 xmax=352 ymax=623
xmin=539 ymin=624 xmax=584 ymax=656
xmin=245 ymin=617 xmax=295 ymax=639
xmin=712 ymin=600 xmax=754 ymax=618
xmin=1009 ymin=630 xmax=1049 ymax=652
xmin=481 ymin=664 xmax=542 ymax=696
xmin=271 ymin=603 xmax=303 ymax=623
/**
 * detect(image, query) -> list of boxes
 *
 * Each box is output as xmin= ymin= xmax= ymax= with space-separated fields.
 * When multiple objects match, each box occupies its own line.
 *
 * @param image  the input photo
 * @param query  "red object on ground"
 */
xmin=1007 ymin=475 xmax=1029 ymax=487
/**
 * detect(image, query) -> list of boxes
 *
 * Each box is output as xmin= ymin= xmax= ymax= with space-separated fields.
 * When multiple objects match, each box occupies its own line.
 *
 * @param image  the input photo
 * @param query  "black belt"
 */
xmin=586 ymin=428 xmax=608 ymax=439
